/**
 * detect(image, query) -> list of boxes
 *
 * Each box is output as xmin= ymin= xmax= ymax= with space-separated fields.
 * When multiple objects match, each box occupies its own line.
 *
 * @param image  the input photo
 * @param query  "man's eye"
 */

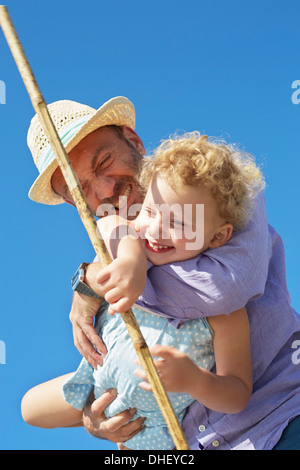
xmin=96 ymin=155 xmax=112 ymax=172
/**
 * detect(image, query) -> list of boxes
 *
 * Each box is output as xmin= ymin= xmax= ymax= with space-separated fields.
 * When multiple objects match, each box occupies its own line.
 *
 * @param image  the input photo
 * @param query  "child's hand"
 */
xmin=134 ymin=344 xmax=199 ymax=394
xmin=96 ymin=255 xmax=147 ymax=315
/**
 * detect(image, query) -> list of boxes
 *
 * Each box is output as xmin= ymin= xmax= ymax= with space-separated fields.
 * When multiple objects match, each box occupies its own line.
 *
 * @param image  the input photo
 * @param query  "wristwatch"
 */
xmin=71 ymin=263 xmax=101 ymax=299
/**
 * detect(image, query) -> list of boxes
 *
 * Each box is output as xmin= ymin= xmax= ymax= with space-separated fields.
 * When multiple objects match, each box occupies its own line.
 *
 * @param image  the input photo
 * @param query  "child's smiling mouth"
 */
xmin=146 ymin=239 xmax=175 ymax=253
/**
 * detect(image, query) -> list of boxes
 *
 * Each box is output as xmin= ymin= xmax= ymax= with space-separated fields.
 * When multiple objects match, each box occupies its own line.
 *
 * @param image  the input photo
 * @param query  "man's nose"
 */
xmin=92 ymin=176 xmax=116 ymax=200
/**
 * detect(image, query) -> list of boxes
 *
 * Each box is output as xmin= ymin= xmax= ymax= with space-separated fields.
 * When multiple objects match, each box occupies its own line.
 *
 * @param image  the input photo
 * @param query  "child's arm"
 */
xmin=135 ymin=307 xmax=252 ymax=414
xmin=96 ymin=215 xmax=147 ymax=315
xmin=21 ymin=374 xmax=83 ymax=428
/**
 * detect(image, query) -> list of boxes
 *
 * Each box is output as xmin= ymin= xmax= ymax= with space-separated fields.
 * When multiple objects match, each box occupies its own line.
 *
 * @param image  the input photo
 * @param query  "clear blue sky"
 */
xmin=0 ymin=0 xmax=299 ymax=450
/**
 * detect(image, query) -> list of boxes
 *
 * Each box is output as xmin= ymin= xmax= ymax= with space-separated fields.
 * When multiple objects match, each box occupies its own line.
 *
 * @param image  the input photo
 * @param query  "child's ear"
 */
xmin=209 ymin=223 xmax=233 ymax=248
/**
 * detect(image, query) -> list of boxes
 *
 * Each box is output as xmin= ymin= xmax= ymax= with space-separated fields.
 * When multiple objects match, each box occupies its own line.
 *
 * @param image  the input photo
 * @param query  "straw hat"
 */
xmin=27 ymin=96 xmax=136 ymax=205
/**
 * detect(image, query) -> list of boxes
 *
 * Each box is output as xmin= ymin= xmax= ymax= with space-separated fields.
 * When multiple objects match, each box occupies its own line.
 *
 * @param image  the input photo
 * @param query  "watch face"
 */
xmin=71 ymin=267 xmax=84 ymax=289
xmin=78 ymin=268 xmax=85 ymax=282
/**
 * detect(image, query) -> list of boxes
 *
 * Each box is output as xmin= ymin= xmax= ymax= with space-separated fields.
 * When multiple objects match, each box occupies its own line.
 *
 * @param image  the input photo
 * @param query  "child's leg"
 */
xmin=21 ymin=373 xmax=82 ymax=429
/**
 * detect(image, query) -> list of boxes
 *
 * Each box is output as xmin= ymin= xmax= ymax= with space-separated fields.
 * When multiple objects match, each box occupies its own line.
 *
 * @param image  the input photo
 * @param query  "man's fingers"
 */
xmin=101 ymin=413 xmax=146 ymax=440
xmin=73 ymin=327 xmax=103 ymax=368
xmin=90 ymin=389 xmax=118 ymax=416
xmin=90 ymin=392 xmax=146 ymax=439
xmin=100 ymin=408 xmax=138 ymax=434
xmin=117 ymin=417 xmax=146 ymax=442
xmin=81 ymin=323 xmax=108 ymax=357
xmin=84 ymin=392 xmax=146 ymax=443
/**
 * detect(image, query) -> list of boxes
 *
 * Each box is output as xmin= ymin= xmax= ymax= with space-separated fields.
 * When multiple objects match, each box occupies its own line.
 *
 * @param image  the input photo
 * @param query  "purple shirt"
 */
xmin=136 ymin=193 xmax=300 ymax=450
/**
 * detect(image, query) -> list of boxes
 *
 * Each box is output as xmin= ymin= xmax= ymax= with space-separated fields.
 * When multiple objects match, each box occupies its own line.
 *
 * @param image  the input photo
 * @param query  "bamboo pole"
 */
xmin=0 ymin=5 xmax=189 ymax=449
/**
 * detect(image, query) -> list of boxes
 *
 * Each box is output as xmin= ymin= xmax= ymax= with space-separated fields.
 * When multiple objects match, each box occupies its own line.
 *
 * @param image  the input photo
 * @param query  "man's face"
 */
xmin=51 ymin=126 xmax=145 ymax=215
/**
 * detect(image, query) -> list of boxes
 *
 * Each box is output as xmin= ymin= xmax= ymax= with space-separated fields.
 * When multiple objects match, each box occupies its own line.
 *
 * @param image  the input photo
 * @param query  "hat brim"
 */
xmin=28 ymin=97 xmax=136 ymax=205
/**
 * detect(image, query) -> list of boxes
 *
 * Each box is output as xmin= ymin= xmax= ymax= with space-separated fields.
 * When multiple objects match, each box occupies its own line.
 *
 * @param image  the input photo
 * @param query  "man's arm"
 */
xmin=69 ymin=259 xmax=147 ymax=443
xmin=69 ymin=262 xmax=106 ymax=368
xmin=70 ymin=216 xmax=148 ymax=443
xmin=70 ymin=215 xmax=147 ymax=364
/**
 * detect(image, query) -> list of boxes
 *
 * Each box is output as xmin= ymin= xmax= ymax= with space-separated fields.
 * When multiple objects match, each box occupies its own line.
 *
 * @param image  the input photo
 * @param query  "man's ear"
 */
xmin=121 ymin=125 xmax=146 ymax=155
xmin=209 ymin=223 xmax=233 ymax=248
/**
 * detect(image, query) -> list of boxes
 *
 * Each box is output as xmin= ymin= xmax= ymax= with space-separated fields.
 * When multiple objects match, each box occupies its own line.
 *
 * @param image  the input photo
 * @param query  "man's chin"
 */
xmin=118 ymin=202 xmax=143 ymax=220
xmin=95 ymin=185 xmax=143 ymax=220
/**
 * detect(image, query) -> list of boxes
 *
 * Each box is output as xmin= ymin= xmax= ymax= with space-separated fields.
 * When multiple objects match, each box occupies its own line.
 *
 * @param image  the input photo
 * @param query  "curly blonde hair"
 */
xmin=139 ymin=132 xmax=265 ymax=230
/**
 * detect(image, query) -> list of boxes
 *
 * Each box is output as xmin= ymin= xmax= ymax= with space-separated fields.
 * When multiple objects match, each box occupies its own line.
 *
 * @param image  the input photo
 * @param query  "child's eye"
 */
xmin=144 ymin=206 xmax=155 ymax=217
xmin=170 ymin=219 xmax=184 ymax=229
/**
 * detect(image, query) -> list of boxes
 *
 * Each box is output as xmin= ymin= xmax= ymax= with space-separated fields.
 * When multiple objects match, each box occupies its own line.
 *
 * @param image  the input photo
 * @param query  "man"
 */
xmin=27 ymin=96 xmax=300 ymax=449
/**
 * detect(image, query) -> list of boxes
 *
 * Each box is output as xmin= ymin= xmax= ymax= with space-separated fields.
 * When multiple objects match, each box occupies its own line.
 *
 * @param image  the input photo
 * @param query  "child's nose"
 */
xmin=148 ymin=216 xmax=169 ymax=240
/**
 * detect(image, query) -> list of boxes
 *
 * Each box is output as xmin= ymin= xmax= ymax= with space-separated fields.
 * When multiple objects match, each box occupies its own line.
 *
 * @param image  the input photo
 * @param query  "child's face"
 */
xmin=134 ymin=176 xmax=228 ymax=266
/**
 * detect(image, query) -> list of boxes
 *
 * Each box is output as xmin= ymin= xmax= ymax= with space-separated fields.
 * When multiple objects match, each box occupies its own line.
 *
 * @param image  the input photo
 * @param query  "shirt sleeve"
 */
xmin=137 ymin=192 xmax=270 ymax=319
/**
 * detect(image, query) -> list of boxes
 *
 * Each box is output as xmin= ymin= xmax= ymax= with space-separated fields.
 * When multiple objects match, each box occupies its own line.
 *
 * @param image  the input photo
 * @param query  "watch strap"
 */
xmin=75 ymin=280 xmax=101 ymax=299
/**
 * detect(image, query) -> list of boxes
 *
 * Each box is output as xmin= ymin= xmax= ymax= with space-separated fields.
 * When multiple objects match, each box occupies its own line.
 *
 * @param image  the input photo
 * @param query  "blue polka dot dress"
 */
xmin=62 ymin=302 xmax=214 ymax=450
